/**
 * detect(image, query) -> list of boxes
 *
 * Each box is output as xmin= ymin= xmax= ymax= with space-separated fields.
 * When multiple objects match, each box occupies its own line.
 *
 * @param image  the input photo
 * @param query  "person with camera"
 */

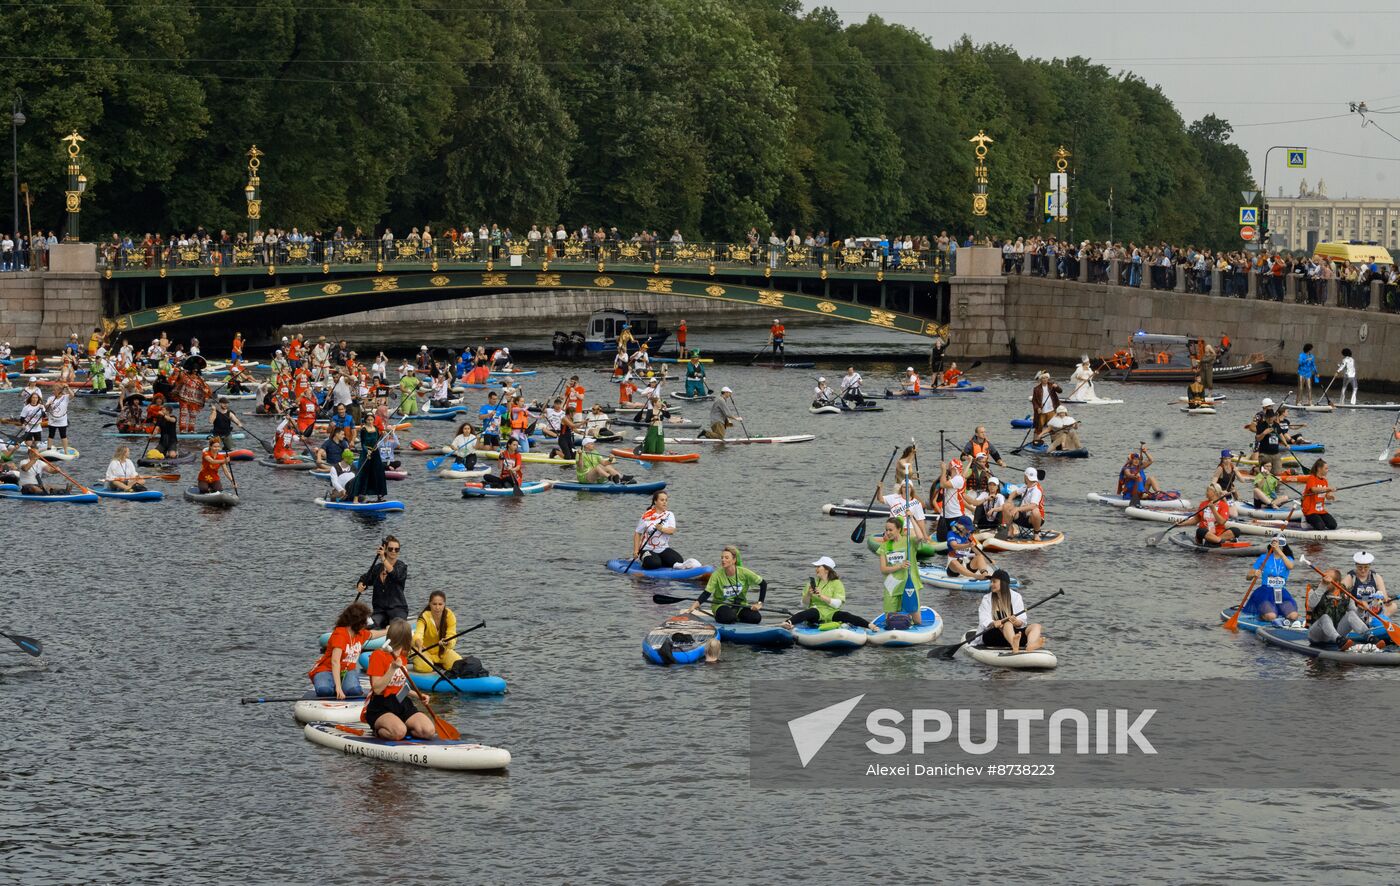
xmin=357 ymin=536 xmax=408 ymax=628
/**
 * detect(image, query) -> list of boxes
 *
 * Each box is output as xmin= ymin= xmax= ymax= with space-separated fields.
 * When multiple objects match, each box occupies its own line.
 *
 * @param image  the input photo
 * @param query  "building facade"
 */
xmin=1266 ymin=193 xmax=1400 ymax=253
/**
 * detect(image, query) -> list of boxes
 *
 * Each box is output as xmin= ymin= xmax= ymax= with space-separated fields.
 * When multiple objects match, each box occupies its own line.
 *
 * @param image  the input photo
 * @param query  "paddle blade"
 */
xmin=431 ymin=712 xmax=461 ymax=740
xmin=927 ymin=642 xmax=962 ymax=660
xmin=1221 ymin=609 xmax=1242 ymax=633
xmin=651 ymin=593 xmax=687 ymax=605
xmin=851 ymin=521 xmax=867 ymax=543
xmin=1 ymin=632 xmax=42 ymax=656
xmin=425 ymin=455 xmax=445 ymax=472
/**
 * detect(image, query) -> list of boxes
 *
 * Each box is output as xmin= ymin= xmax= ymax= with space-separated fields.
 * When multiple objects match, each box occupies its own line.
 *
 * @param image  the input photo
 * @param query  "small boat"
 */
xmin=610 ymin=448 xmax=699 ymax=463
xmin=586 ymin=308 xmax=670 ymax=355
xmin=1098 ymin=332 xmax=1271 ymax=384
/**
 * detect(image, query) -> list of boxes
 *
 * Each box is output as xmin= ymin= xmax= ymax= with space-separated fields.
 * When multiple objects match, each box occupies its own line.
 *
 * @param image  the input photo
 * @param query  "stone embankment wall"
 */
xmin=0 ymin=245 xmax=102 ymax=349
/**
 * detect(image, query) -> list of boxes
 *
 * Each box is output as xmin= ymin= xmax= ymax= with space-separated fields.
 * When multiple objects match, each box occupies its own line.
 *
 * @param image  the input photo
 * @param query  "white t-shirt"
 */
xmin=976 ymin=589 xmax=1027 ymax=638
xmin=1021 ymin=483 xmax=1044 ymax=511
xmin=105 ymin=458 xmax=138 ymax=481
xmin=450 ymin=432 xmax=478 ymax=453
xmin=20 ymin=403 xmax=45 ymax=434
xmin=330 ymin=464 xmax=356 ymax=493
xmin=1339 ymin=356 xmax=1356 ymax=379
xmin=636 ymin=511 xmax=676 ymax=553
xmin=883 ymin=493 xmax=926 ymax=526
xmin=543 ymin=408 xmax=564 ymax=432
xmin=46 ymin=394 xmax=70 ymax=427
xmin=940 ymin=473 xmax=967 ymax=519
xmin=1048 ymin=414 xmax=1076 ymax=432
xmin=841 ymin=372 xmax=862 ymax=392
xmin=17 ymin=458 xmax=52 ymax=487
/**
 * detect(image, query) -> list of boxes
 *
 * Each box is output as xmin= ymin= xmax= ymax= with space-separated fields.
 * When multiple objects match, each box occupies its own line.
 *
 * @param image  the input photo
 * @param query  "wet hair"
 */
xmin=335 ymin=601 xmax=373 ymax=631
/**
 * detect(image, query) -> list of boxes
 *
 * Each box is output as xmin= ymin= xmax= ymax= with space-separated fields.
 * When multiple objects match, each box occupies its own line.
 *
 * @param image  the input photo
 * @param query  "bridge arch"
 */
xmin=109 ymin=269 xmax=946 ymax=340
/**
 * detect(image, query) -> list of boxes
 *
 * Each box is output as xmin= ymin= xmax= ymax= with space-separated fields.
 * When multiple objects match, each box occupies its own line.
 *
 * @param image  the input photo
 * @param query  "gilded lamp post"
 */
xmin=62 ymin=130 xmax=86 ymax=243
xmin=969 ymin=130 xmax=993 ymax=217
xmin=244 ymin=145 xmax=263 ymax=239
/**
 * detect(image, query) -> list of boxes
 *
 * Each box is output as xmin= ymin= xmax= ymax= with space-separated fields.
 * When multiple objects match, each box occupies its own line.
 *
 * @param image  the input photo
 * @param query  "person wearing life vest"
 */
xmin=1000 ymin=467 xmax=1046 ymax=539
xmin=507 ymin=395 xmax=532 ymax=451
xmin=960 ymin=426 xmax=1005 ymax=468
xmin=272 ymin=417 xmax=300 ymax=463
xmin=892 ymin=366 xmax=920 ymax=397
xmin=941 ymin=363 xmax=963 ymax=388
xmin=1300 ymin=458 xmax=1338 ymax=531
xmin=1245 ymin=536 xmax=1301 ymax=625
xmin=1342 ymin=551 xmax=1394 ymax=618
xmin=308 ymin=601 xmax=384 ymax=699
xmin=1119 ymin=447 xmax=1161 ymax=498
xmin=769 ymin=319 xmax=785 ymax=357
xmin=1192 ymin=483 xmax=1239 ymax=547
xmin=564 ymin=375 xmax=586 ymax=422
xmin=1307 ymin=568 xmax=1376 ymax=651
xmin=935 ymin=458 xmax=968 ymax=543
xmin=198 ymin=437 xmax=231 ymax=493
xmin=412 ymin=590 xmax=462 ymax=674
xmin=364 ymin=618 xmax=436 ymax=741
xmin=945 ymin=515 xmax=992 ymax=579
xmin=689 ymin=545 xmax=767 ymax=625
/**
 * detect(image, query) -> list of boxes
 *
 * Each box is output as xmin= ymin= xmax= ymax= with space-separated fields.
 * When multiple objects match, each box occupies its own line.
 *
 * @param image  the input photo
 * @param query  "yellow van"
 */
xmin=1313 ymin=241 xmax=1395 ymax=265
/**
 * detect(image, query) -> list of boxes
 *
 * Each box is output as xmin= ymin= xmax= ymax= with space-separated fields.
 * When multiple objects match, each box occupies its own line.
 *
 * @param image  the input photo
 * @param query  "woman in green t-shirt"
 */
xmin=877 ymin=516 xmax=923 ymax=624
xmin=690 ymin=545 xmax=766 ymax=624
xmin=783 ymin=556 xmax=871 ymax=630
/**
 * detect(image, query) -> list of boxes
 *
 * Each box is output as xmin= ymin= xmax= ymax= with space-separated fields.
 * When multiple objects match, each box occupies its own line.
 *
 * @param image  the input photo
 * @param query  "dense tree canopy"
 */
xmin=1 ymin=2 xmax=1254 ymax=247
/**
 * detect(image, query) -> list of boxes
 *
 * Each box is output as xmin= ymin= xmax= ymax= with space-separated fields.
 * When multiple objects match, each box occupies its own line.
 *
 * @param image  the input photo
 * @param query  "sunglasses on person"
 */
xmin=384 ymin=545 xmax=400 ymax=553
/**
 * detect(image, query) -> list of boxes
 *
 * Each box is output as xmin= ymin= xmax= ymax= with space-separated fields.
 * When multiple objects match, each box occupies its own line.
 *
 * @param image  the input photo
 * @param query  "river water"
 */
xmin=4 ymin=326 xmax=1399 ymax=884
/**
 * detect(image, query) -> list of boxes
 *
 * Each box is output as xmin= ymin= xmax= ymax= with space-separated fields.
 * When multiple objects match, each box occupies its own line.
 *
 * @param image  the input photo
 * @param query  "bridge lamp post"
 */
xmin=61 ymin=130 xmax=86 ymax=243
xmin=244 ymin=145 xmax=263 ymax=240
xmin=10 ymin=92 xmax=22 ymax=246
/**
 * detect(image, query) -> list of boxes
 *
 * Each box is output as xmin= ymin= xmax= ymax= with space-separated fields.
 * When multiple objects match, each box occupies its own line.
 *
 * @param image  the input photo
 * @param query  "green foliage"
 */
xmin=2 ymin=3 xmax=1257 ymax=249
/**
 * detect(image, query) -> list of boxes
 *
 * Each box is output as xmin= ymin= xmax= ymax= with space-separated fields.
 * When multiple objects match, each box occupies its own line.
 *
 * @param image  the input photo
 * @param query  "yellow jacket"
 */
xmin=412 ymin=607 xmax=460 ymax=671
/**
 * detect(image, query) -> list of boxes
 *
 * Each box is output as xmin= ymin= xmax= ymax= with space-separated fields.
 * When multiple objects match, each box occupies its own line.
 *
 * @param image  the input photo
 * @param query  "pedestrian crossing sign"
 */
xmin=1239 ymin=206 xmax=1258 ymax=225
xmin=1287 ymin=149 xmax=1306 ymax=168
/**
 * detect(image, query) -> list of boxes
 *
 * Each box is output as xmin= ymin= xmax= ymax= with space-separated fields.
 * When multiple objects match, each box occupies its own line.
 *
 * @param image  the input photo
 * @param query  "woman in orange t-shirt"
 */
xmin=1300 ymin=459 xmax=1337 ymax=532
xmin=363 ymin=619 xmax=435 ymax=740
xmin=197 ymin=438 xmax=230 ymax=493
xmin=308 ymin=601 xmax=385 ymax=699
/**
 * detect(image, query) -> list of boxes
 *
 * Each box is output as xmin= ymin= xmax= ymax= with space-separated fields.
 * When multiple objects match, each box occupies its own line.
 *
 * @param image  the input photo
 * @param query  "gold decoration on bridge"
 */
xmin=155 ymin=304 xmax=183 ymax=322
xmin=213 ymin=265 xmax=221 ymax=278
xmin=868 ymin=308 xmax=897 ymax=328
xmin=924 ymin=322 xmax=950 ymax=338
xmin=617 ymin=244 xmax=642 ymax=261
xmin=321 ymin=283 xmax=343 ymax=294
xmin=1054 ymin=145 xmax=1071 ymax=174
xmin=840 ymin=248 xmax=864 ymax=268
xmin=342 ymin=244 xmax=366 ymax=262
xmin=594 ymin=276 xmax=615 ymax=287
xmin=267 ymin=264 xmax=276 ymax=275
xmin=785 ymin=248 xmax=809 ymax=266
xmin=652 ymin=262 xmax=660 ymax=274
xmin=707 ymin=263 xmax=716 ymax=276
xmin=179 ymin=247 xmax=200 ymax=264
xmin=214 ymin=298 xmax=234 ymax=310
xmin=969 ymin=129 xmax=993 ymax=217
xmin=756 ymin=290 xmax=784 ymax=307
xmin=563 ymin=241 xmax=586 ymax=261
xmin=819 ymin=268 xmax=828 ymax=280
xmin=430 ymin=275 xmax=450 ymax=287
xmin=540 ymin=260 xmax=548 ymax=272
xmin=395 ymin=243 xmax=421 ymax=261
xmin=321 ymin=262 xmax=330 ymax=273
xmin=596 ymin=260 xmax=605 ymax=273
xmin=104 ymin=269 xmax=112 ymax=280
xmin=159 ymin=268 xmax=167 ymax=278
xmin=727 ymin=245 xmax=752 ymax=263
xmin=449 ymin=243 xmax=473 ymax=261
xmin=233 ymin=246 xmax=254 ymax=265
xmin=536 ymin=273 xmax=561 ymax=287
xmin=876 ymin=269 xmax=884 ymax=282
xmin=816 ymin=301 xmax=837 ymax=314
xmin=482 ymin=273 xmax=507 ymax=287
xmin=376 ymin=261 xmax=384 ymax=272
xmin=485 ymin=260 xmax=493 ymax=271
xmin=246 ymin=200 xmax=260 ymax=221
xmin=507 ymin=240 xmax=529 ymax=256
xmin=287 ymin=245 xmax=309 ymax=262
xmin=101 ymin=317 xmax=115 ymax=335
xmin=645 ymin=278 xmax=674 ymax=294
xmin=263 ymin=288 xmax=291 ymax=304
xmin=763 ymin=267 xmax=772 ymax=279
xmin=116 ymin=317 xmax=128 ymax=330
xmin=371 ymin=277 xmax=399 ymax=292
xmin=704 ymin=285 xmax=726 ymax=297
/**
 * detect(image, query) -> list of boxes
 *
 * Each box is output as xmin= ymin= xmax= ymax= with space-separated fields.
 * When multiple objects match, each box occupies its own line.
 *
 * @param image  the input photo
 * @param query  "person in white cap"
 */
xmin=889 ymin=367 xmax=921 ymax=398
xmin=1067 ymin=355 xmax=1099 ymax=401
xmin=702 ymin=387 xmax=741 ymax=440
xmin=1041 ymin=404 xmax=1082 ymax=452
xmin=575 ymin=436 xmax=627 ymax=484
xmin=1000 ymin=467 xmax=1047 ymax=539
xmin=780 ymin=556 xmax=871 ymax=631
xmin=768 ymin=318 xmax=785 ymax=359
xmin=812 ymin=376 xmax=838 ymax=408
xmin=1307 ymin=564 xmax=1375 ymax=650
xmin=1030 ymin=372 xmax=1061 ymax=436
xmin=1342 ymin=551 xmax=1393 ymax=617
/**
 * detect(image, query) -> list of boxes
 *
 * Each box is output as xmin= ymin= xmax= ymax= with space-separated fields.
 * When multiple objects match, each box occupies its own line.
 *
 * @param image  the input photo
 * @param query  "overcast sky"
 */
xmin=835 ymin=1 xmax=1400 ymax=200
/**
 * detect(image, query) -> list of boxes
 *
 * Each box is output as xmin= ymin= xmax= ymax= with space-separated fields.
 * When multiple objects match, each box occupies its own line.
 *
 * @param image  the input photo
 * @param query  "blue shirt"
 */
xmin=331 ymin=413 xmax=354 ymax=430
xmin=1297 ymin=352 xmax=1316 ymax=378
xmin=478 ymin=403 xmax=502 ymax=436
xmin=1252 ymin=551 xmax=1291 ymax=590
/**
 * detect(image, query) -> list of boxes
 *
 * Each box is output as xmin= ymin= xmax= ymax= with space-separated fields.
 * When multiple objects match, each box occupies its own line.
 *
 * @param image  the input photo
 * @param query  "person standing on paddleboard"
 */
xmin=769 ymin=319 xmax=785 ymax=358
xmin=1030 ymin=372 xmax=1061 ymax=437
xmin=1246 ymin=536 xmax=1302 ymax=626
xmin=876 ymin=517 xmax=924 ymax=626
xmin=1337 ymin=348 xmax=1358 ymax=406
xmin=1297 ymin=343 xmax=1317 ymax=406
xmin=358 ymin=537 xmax=408 ymax=629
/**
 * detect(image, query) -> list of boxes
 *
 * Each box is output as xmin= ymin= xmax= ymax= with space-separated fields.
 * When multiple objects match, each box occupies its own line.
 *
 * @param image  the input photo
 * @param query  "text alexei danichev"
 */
xmin=865 ymin=763 xmax=1056 ymax=778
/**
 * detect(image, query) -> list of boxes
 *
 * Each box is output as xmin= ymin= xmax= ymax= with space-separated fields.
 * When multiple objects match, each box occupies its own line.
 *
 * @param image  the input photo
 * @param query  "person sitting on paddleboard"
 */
xmin=1251 ymin=460 xmax=1291 ymax=509
xmin=1000 ymin=467 xmax=1046 ymax=540
xmin=105 ymin=445 xmax=144 ymax=493
xmin=197 ymin=437 xmax=230 ymax=494
xmin=1186 ymin=374 xmax=1207 ymax=409
xmin=781 ymin=556 xmax=871 ymax=631
xmin=1272 ymin=405 xmax=1310 ymax=447
xmin=576 ymin=436 xmax=628 ymax=484
xmin=962 ymin=426 xmax=1006 ymax=468
xmin=327 ymin=449 xmax=357 ymax=501
xmin=308 ymin=601 xmax=384 ymax=699
xmin=618 ymin=377 xmax=643 ymax=411
xmin=689 ymin=545 xmax=767 ymax=625
xmin=639 ymin=399 xmax=667 ymax=456
xmin=16 ymin=445 xmax=67 ymax=496
xmin=840 ymin=367 xmax=865 ymax=406
xmin=447 ymin=421 xmax=480 ymax=471
xmin=1246 ymin=536 xmax=1302 ymax=626
xmin=412 ymin=591 xmax=462 ymax=674
xmin=876 ymin=516 xmax=924 ymax=626
xmin=974 ymin=569 xmax=1045 ymax=653
xmin=634 ymin=491 xmax=693 ymax=571
xmin=813 ymin=377 xmax=838 ymax=408
xmin=1040 ymin=404 xmax=1082 ymax=452
xmin=1118 ymin=448 xmax=1161 ymax=499
xmin=945 ymin=516 xmax=992 ymax=579
xmin=1343 ymin=551 xmax=1395 ymax=617
xmin=1193 ymin=483 xmax=1239 ymax=547
xmin=893 ymin=367 xmax=921 ymax=397
xmin=1249 ymin=399 xmax=1286 ymax=477
xmin=1300 ymin=459 xmax=1337 ymax=532
xmin=1307 ymin=568 xmax=1375 ymax=651
xmin=317 ymin=425 xmax=350 ymax=470
xmin=365 ymin=618 xmax=436 ymax=741
xmin=481 ymin=436 xmax=524 ymax=490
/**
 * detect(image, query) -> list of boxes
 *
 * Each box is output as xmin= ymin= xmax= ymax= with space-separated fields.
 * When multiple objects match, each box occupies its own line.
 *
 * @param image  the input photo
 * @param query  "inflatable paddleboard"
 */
xmin=867 ymin=606 xmax=944 ymax=646
xmin=642 ymin=616 xmax=716 ymax=666
xmin=605 ymin=558 xmax=713 ymax=582
xmin=315 ymin=498 xmax=405 ymax=512
xmin=302 ymin=723 xmax=511 ymax=770
xmin=956 ymin=629 xmax=1058 ymax=669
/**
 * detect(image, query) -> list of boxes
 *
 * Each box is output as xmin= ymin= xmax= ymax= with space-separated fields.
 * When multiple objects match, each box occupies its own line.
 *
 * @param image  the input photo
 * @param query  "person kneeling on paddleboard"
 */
xmin=197 ymin=437 xmax=230 ymax=494
xmin=365 ymin=619 xmax=436 ymax=741
xmin=308 ymin=601 xmax=384 ymax=699
xmin=412 ymin=591 xmax=462 ymax=673
xmin=1246 ymin=536 xmax=1302 ymax=627
xmin=1193 ymin=484 xmax=1239 ymax=547
xmin=999 ymin=468 xmax=1046 ymax=540
xmin=1186 ymin=374 xmax=1207 ymax=410
xmin=974 ymin=569 xmax=1045 ymax=654
xmin=1300 ymin=459 xmax=1338 ymax=532
xmin=945 ymin=516 xmax=992 ymax=579
xmin=689 ymin=545 xmax=766 ymax=625
xmin=701 ymin=388 xmax=740 ymax=440
xmin=876 ymin=517 xmax=924 ymax=627
xmin=481 ymin=436 xmax=524 ymax=490
xmin=781 ymin=557 xmax=871 ymax=631
xmin=1343 ymin=551 xmax=1394 ymax=618
xmin=328 ymin=449 xmax=357 ymax=501
xmin=1307 ymin=569 xmax=1378 ymax=652
xmin=633 ymin=491 xmax=698 ymax=571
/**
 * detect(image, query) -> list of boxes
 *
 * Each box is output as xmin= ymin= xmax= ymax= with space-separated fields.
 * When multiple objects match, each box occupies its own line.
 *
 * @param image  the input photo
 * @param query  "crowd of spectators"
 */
xmin=0 ymin=231 xmax=61 ymax=271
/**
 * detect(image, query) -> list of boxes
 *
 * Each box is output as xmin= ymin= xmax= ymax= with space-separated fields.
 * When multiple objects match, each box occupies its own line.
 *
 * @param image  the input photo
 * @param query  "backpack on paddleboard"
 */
xmin=884 ymin=613 xmax=913 ymax=631
xmin=449 ymin=655 xmax=489 ymax=678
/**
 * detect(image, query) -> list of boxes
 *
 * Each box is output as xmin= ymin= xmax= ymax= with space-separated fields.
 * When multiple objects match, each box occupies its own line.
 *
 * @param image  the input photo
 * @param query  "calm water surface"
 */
xmin=4 ymin=327 xmax=1398 ymax=884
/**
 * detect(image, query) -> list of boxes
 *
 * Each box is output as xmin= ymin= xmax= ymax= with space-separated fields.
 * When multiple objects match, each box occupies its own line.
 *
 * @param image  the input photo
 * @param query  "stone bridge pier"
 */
xmin=0 ymin=244 xmax=103 ymax=350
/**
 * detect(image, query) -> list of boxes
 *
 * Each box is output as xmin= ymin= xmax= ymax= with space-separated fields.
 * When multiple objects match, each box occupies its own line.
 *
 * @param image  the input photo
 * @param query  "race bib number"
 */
xmin=1266 ymin=575 xmax=1285 ymax=590
xmin=886 ymin=550 xmax=906 ymax=567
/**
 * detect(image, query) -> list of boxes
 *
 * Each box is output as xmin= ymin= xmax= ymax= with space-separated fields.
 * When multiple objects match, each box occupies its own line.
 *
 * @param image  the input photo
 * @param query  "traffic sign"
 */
xmin=1287 ymin=149 xmax=1307 ymax=168
xmin=1240 ymin=225 xmax=1257 ymax=242
xmin=1239 ymin=206 xmax=1258 ymax=225
xmin=1241 ymin=190 xmax=1259 ymax=205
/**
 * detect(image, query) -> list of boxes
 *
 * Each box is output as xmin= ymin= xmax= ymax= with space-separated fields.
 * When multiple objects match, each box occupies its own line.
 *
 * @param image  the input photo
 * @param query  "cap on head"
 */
xmin=818 ymin=377 xmax=826 ymax=383
xmin=1355 ymin=551 xmax=1376 ymax=565
xmin=1055 ymin=405 xmax=1068 ymax=414
xmin=811 ymin=555 xmax=837 ymax=569
xmin=1025 ymin=467 xmax=1038 ymax=481
xmin=1220 ymin=449 xmax=1233 ymax=458
xmin=953 ymin=515 xmax=974 ymax=529
xmin=581 ymin=437 xmax=596 ymax=446
xmin=721 ymin=386 xmax=732 ymax=393
xmin=1261 ymin=397 xmax=1274 ymax=407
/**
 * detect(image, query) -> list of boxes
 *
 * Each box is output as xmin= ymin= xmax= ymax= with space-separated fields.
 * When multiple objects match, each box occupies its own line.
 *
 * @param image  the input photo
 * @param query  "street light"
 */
xmin=62 ymin=129 xmax=84 ymax=243
xmin=10 ymin=92 xmax=22 ymax=249
xmin=245 ymin=145 xmax=263 ymax=239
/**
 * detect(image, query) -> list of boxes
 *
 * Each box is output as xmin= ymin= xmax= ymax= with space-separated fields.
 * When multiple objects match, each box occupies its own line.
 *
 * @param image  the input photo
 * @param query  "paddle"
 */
xmin=34 ymin=449 xmax=91 ymax=494
xmin=395 ymin=661 xmax=460 ymax=740
xmin=240 ymin=694 xmax=310 ymax=705
xmin=1303 ymin=561 xmax=1400 ymax=647
xmin=241 ymin=422 xmax=275 ymax=455
xmin=748 ymin=337 xmax=772 ymax=366
xmin=0 ymin=630 xmax=42 ymax=656
xmin=1221 ymin=577 xmax=1260 ymax=632
xmin=624 ymin=523 xmax=662 ymax=574
xmin=1379 ymin=411 xmax=1400 ymax=463
xmin=926 ymin=589 xmax=1065 ymax=659
xmin=730 ymin=394 xmax=752 ymax=441
xmin=650 ymin=592 xmax=795 ymax=618
xmin=852 ymin=447 xmax=899 ymax=544
xmin=1145 ymin=500 xmax=1212 ymax=547
xmin=225 ymin=453 xmax=240 ymax=498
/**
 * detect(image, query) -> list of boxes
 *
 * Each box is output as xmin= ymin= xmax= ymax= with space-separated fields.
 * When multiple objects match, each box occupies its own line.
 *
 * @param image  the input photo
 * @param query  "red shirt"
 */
xmin=297 ymin=397 xmax=318 ymax=429
xmin=619 ymin=381 xmax=637 ymax=405
xmin=308 ymin=626 xmax=370 ymax=678
xmin=198 ymin=449 xmax=227 ymax=484
xmin=499 ymin=450 xmax=523 ymax=482
xmin=365 ymin=647 xmax=409 ymax=698
xmin=1302 ymin=475 xmax=1329 ymax=516
xmin=564 ymin=384 xmax=585 ymax=415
